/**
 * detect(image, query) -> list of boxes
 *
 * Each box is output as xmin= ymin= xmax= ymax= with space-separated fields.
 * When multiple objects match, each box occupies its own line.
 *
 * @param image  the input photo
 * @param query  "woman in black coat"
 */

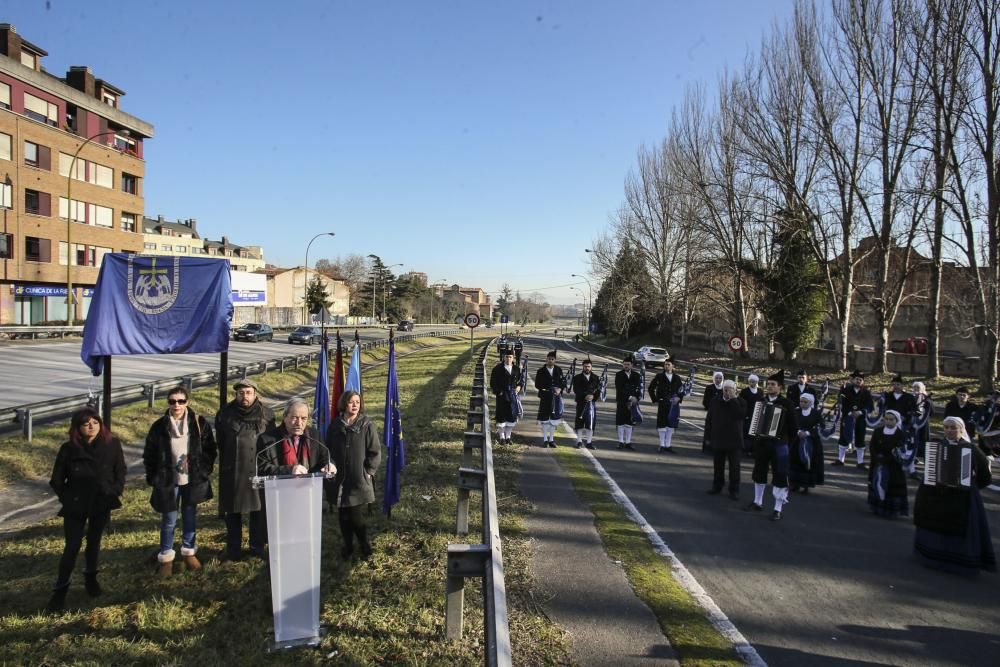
xmin=143 ymin=386 xmax=216 ymax=576
xmin=789 ymin=393 xmax=825 ymax=493
xmin=913 ymin=417 xmax=995 ymax=574
xmin=326 ymin=390 xmax=382 ymax=560
xmin=866 ymin=409 xmax=909 ymax=518
xmin=47 ymin=407 xmax=126 ymax=612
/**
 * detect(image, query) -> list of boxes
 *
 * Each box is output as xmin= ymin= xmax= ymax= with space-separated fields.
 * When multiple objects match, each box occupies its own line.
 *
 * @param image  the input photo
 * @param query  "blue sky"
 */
xmin=8 ymin=0 xmax=795 ymax=304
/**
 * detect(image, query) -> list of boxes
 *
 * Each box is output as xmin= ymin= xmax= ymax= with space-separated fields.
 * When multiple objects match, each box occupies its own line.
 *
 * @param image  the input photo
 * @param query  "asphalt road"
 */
xmin=0 ymin=329 xmax=400 ymax=409
xmin=515 ymin=334 xmax=1000 ymax=667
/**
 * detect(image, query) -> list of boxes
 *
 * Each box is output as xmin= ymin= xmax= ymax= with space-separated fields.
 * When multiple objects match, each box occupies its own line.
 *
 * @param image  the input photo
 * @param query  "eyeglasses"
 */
xmin=168 ymin=399 xmax=188 ymax=406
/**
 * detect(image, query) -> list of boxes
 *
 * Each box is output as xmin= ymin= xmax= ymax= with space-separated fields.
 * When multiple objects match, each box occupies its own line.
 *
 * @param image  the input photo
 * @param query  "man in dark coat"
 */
xmin=144 ymin=385 xmax=216 ymax=575
xmin=944 ymin=387 xmax=978 ymax=440
xmin=533 ymin=350 xmax=565 ymax=448
xmin=746 ymin=370 xmax=794 ymax=521
xmin=786 ymin=369 xmax=817 ymax=408
xmin=702 ymin=371 xmax=725 ymax=453
xmin=490 ymin=346 xmax=522 ymax=445
xmin=834 ymin=371 xmax=874 ymax=468
xmin=615 ymin=355 xmax=643 ymax=450
xmin=739 ymin=374 xmax=765 ymax=456
xmin=257 ymin=398 xmax=336 ymax=477
xmin=648 ymin=358 xmax=684 ymax=453
xmin=215 ymin=378 xmax=276 ymax=560
xmin=705 ymin=380 xmax=746 ymax=499
xmin=572 ymin=358 xmax=601 ymax=449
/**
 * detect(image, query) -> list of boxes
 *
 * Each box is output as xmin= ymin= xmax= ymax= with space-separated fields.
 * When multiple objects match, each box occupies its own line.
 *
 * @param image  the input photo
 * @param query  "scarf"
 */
xmin=280 ymin=434 xmax=310 ymax=468
xmin=167 ymin=412 xmax=190 ymax=485
xmin=236 ymin=399 xmax=264 ymax=421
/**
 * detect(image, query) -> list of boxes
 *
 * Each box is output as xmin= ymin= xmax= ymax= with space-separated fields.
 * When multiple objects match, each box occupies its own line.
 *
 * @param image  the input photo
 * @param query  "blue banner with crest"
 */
xmin=81 ymin=254 xmax=233 ymax=375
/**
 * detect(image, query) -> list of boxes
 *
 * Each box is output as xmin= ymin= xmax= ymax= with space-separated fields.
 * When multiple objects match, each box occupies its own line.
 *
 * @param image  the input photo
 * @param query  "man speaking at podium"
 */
xmin=258 ymin=399 xmax=337 ymax=477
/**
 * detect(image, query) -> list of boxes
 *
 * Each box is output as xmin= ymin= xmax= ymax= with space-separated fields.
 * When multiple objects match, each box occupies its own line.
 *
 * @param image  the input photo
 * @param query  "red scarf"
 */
xmin=280 ymin=435 xmax=309 ymax=468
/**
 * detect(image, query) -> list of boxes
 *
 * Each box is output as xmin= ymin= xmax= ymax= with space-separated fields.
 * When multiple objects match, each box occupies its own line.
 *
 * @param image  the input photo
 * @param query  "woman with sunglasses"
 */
xmin=47 ymin=407 xmax=126 ymax=612
xmin=143 ymin=386 xmax=217 ymax=577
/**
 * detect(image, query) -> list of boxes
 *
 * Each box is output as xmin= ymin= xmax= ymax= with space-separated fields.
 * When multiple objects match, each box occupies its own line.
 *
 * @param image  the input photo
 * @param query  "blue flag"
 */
xmin=345 ymin=342 xmax=362 ymax=394
xmin=313 ymin=334 xmax=331 ymax=440
xmin=383 ymin=336 xmax=406 ymax=515
xmin=81 ymin=254 xmax=232 ymax=375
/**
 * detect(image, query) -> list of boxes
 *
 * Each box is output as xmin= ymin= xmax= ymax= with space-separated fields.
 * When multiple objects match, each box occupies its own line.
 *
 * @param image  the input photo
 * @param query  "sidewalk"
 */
xmin=520 ymin=444 xmax=679 ymax=666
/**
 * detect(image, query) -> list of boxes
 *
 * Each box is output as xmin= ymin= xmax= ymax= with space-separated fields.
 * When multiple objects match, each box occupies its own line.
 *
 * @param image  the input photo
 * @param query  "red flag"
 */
xmin=330 ymin=332 xmax=345 ymax=421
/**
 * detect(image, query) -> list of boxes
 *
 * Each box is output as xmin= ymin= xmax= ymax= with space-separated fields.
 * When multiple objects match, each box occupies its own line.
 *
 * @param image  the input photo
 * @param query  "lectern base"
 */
xmin=267 ymin=627 xmax=327 ymax=652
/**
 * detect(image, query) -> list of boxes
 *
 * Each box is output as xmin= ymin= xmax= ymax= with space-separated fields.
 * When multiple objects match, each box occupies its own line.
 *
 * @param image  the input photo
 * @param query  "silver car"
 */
xmin=635 ymin=346 xmax=669 ymax=365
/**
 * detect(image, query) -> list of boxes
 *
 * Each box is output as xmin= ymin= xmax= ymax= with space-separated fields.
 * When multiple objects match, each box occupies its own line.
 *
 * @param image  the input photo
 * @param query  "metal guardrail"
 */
xmin=445 ymin=341 xmax=511 ymax=666
xmin=2 ymin=328 xmax=462 ymax=440
xmin=0 ymin=325 xmax=85 ymax=340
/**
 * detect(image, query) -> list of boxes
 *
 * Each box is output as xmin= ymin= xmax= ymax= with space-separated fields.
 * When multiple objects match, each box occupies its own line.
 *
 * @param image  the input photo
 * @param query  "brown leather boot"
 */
xmin=182 ymin=553 xmax=201 ymax=571
xmin=157 ymin=550 xmax=175 ymax=578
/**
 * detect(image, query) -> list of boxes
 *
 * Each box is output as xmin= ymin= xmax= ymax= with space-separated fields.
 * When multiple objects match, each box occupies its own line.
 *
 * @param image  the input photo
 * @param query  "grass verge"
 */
xmin=552 ymin=445 xmax=742 ymax=667
xmin=0 ymin=338 xmax=571 ymax=665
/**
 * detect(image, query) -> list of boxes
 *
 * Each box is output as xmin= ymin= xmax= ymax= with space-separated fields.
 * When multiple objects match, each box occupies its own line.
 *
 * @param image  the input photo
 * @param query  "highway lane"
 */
xmin=0 ymin=330 xmax=396 ymax=409
xmin=515 ymin=334 xmax=1000 ymax=667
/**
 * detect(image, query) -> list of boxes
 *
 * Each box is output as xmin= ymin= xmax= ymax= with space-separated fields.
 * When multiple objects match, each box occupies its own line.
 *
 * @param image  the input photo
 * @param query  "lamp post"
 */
xmin=570 ymin=273 xmax=593 ymax=334
xmin=66 ymin=129 xmax=128 ymax=327
xmin=569 ymin=286 xmax=586 ymax=328
xmin=1 ymin=174 xmax=9 ymax=324
xmin=303 ymin=231 xmax=335 ymax=325
xmin=433 ymin=277 xmax=447 ymax=324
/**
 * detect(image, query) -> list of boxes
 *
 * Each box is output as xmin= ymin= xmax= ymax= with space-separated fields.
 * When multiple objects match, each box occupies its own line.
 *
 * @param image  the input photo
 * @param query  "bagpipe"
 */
xmin=519 ymin=356 xmax=528 ymax=396
xmin=975 ymin=397 xmax=999 ymax=434
xmin=551 ymin=362 xmax=567 ymax=421
xmin=865 ymin=392 xmax=887 ymax=428
xmin=819 ymin=380 xmax=842 ymax=440
xmin=798 ymin=433 xmax=814 ymax=471
xmin=631 ymin=363 xmax=645 ymax=425
xmin=599 ymin=364 xmax=609 ymax=402
xmin=664 ymin=366 xmax=697 ymax=429
xmin=508 ymin=382 xmax=524 ymax=419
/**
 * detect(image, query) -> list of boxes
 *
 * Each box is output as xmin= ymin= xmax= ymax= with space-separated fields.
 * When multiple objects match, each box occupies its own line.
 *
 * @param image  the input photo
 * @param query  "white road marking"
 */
xmin=558 ymin=419 xmax=767 ymax=667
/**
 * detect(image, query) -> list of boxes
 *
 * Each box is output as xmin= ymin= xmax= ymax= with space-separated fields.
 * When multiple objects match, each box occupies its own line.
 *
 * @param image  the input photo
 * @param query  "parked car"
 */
xmin=635 ymin=346 xmax=669 ymax=365
xmin=234 ymin=323 xmax=273 ymax=342
xmin=287 ymin=326 xmax=322 ymax=345
xmin=397 ymin=320 xmax=414 ymax=332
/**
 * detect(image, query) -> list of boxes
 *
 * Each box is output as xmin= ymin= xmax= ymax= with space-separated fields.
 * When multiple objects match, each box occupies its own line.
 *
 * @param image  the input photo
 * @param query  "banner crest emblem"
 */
xmin=128 ymin=256 xmax=180 ymax=314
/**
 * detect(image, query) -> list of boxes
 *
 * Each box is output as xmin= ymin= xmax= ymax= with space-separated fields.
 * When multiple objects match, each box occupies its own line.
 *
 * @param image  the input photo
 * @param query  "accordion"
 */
xmin=923 ymin=441 xmax=972 ymax=488
xmin=748 ymin=402 xmax=785 ymax=438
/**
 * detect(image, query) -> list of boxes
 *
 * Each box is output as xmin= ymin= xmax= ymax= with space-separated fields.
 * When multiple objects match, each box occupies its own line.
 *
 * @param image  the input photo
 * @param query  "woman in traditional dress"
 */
xmin=867 ymin=410 xmax=909 ymax=518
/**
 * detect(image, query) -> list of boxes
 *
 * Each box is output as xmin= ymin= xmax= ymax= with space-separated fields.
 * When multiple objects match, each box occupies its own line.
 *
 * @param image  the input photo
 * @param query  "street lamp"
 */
xmin=304 ymin=231 xmax=335 ymax=325
xmin=66 ymin=129 xmax=129 ymax=326
xmin=570 ymin=273 xmax=593 ymax=334
xmin=433 ymin=277 xmax=447 ymax=324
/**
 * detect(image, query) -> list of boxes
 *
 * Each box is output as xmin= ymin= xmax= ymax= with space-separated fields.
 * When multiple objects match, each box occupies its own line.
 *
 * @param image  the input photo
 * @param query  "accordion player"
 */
xmin=923 ymin=440 xmax=973 ymax=488
xmin=748 ymin=401 xmax=787 ymax=439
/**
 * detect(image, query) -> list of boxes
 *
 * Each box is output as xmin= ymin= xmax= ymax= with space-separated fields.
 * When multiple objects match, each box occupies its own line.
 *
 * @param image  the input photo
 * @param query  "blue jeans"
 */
xmin=159 ymin=485 xmax=197 ymax=554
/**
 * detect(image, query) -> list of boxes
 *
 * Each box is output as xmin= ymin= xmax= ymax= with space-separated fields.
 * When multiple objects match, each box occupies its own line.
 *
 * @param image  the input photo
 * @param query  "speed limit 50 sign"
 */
xmin=464 ymin=312 xmax=481 ymax=328
xmin=728 ymin=335 xmax=744 ymax=352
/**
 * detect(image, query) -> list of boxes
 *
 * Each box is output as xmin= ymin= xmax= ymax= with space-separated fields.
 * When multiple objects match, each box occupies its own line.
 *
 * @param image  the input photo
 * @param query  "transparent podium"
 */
xmin=252 ymin=472 xmax=326 ymax=650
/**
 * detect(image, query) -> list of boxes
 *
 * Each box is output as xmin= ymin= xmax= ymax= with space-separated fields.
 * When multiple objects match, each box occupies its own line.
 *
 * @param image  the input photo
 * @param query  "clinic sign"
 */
xmin=13 ymin=285 xmax=95 ymax=297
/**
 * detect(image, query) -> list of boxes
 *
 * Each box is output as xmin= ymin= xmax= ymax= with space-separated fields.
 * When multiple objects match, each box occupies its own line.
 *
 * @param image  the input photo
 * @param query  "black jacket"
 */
xmin=786 ymin=383 xmax=818 ymax=408
xmin=50 ymin=436 xmax=126 ymax=518
xmin=705 ymin=396 xmax=747 ymax=451
xmin=215 ymin=399 xmax=277 ymax=514
xmin=326 ymin=414 xmax=382 ymax=508
xmin=143 ymin=409 xmax=217 ymax=513
xmin=739 ymin=387 xmax=765 ymax=436
xmin=257 ymin=424 xmax=330 ymax=477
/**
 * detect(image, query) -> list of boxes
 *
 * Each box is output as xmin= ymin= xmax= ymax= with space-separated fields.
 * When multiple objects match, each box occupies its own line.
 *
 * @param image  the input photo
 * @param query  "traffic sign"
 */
xmin=728 ymin=335 xmax=744 ymax=352
xmin=500 ymin=315 xmax=509 ymax=324
xmin=464 ymin=312 xmax=481 ymax=328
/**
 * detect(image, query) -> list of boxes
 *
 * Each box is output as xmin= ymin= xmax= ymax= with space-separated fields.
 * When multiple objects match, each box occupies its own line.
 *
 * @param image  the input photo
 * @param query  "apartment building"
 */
xmin=141 ymin=215 xmax=265 ymax=273
xmin=0 ymin=23 xmax=154 ymax=324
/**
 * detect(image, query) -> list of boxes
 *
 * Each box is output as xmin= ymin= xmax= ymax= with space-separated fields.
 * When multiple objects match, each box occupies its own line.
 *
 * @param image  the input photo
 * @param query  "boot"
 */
xmin=46 ymin=586 xmax=69 ymax=613
xmin=84 ymin=572 xmax=102 ymax=597
xmin=157 ymin=549 xmax=175 ymax=578
xmin=181 ymin=547 xmax=201 ymax=571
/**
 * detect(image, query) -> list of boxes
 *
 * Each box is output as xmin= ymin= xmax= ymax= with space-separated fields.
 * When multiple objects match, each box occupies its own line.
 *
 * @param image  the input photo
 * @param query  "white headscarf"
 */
xmin=942 ymin=415 xmax=970 ymax=443
xmin=883 ymin=409 xmax=902 ymax=435
xmin=798 ymin=393 xmax=815 ymax=416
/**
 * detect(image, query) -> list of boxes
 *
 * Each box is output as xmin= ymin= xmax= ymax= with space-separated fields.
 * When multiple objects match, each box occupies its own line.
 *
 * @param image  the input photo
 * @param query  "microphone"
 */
xmin=252 ymin=428 xmax=336 ymax=488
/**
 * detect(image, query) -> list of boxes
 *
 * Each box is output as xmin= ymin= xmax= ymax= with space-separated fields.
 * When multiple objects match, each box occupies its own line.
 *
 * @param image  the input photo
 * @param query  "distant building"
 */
xmin=257 ymin=266 xmax=349 ymax=318
xmin=400 ymin=270 xmax=427 ymax=286
xmin=0 ymin=23 xmax=154 ymax=324
xmin=141 ymin=215 xmax=265 ymax=272
xmin=442 ymin=284 xmax=492 ymax=319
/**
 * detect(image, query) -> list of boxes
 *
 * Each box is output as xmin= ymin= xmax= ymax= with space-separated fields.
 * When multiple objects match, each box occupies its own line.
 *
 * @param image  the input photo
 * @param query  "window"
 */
xmin=0 ymin=132 xmax=10 ymax=161
xmin=92 ymin=204 xmax=113 ymax=228
xmin=121 ymin=212 xmax=137 ymax=232
xmin=58 ymin=197 xmax=86 ymax=223
xmin=121 ymin=172 xmax=138 ymax=195
xmin=20 ymin=51 xmax=36 ymax=69
xmin=191 ymin=247 xmax=206 ymax=255
xmin=0 ymin=82 xmax=9 ymax=110
xmin=0 ymin=233 xmax=12 ymax=259
xmin=23 ymin=141 xmax=50 ymax=169
xmin=161 ymin=244 xmax=173 ymax=251
xmin=58 ymin=242 xmax=101 ymax=267
xmin=58 ymin=153 xmax=113 ymax=188
xmin=25 ymin=236 xmax=50 ymax=263
xmin=176 ymin=245 xmax=188 ymax=253
xmin=94 ymin=164 xmax=113 ymax=188
xmin=25 ymin=189 xmax=50 ymax=216
xmin=0 ymin=181 xmax=11 ymax=209
xmin=114 ymin=134 xmax=137 ymax=155
xmin=94 ymin=246 xmax=111 ymax=267
xmin=143 ymin=242 xmax=157 ymax=250
xmin=102 ymin=92 xmax=117 ymax=108
xmin=23 ymin=93 xmax=58 ymax=126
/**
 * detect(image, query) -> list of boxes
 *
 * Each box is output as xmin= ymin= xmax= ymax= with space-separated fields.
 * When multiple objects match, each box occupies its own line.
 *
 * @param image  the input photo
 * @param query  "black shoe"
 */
xmin=586 ymin=443 xmax=596 ymax=450
xmin=729 ymin=491 xmax=740 ymax=501
xmin=550 ymin=441 xmax=558 ymax=448
xmin=831 ymin=460 xmax=845 ymax=466
xmin=625 ymin=443 xmax=635 ymax=450
xmin=617 ymin=443 xmax=624 ymax=450
xmin=743 ymin=502 xmax=763 ymax=512
xmin=771 ymin=511 xmax=782 ymax=521
xmin=84 ymin=573 xmax=102 ymax=598
xmin=856 ymin=463 xmax=867 ymax=470
xmin=663 ymin=447 xmax=677 ymax=454
xmin=801 ymin=487 xmax=809 ymax=495
xmin=706 ymin=488 xmax=722 ymax=495
xmin=576 ymin=442 xmax=583 ymax=449
xmin=46 ymin=586 xmax=68 ymax=613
